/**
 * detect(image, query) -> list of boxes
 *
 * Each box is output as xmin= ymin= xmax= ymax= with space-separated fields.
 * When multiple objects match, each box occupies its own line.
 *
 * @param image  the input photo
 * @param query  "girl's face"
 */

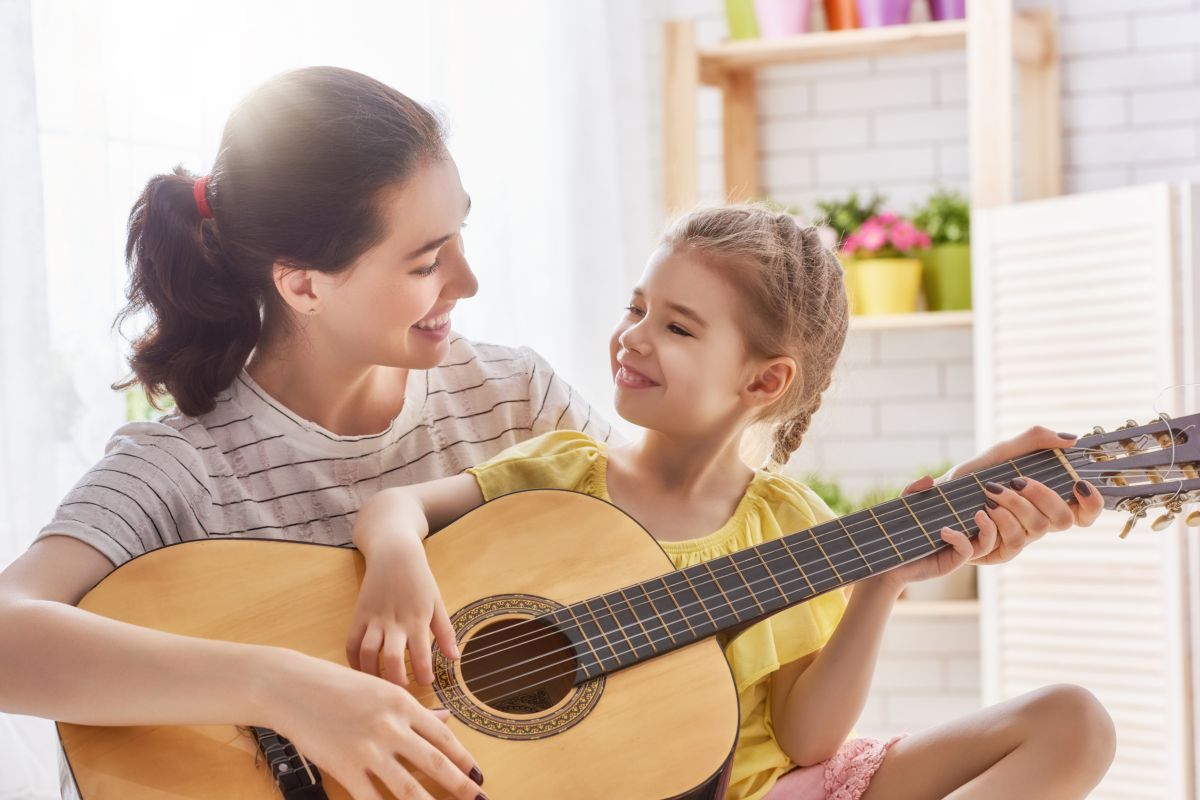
xmin=609 ymin=246 xmax=771 ymax=436
xmin=307 ymin=156 xmax=478 ymax=369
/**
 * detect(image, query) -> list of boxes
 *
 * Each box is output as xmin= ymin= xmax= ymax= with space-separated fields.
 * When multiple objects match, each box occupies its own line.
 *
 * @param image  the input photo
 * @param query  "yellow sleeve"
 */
xmin=466 ymin=430 xmax=605 ymax=501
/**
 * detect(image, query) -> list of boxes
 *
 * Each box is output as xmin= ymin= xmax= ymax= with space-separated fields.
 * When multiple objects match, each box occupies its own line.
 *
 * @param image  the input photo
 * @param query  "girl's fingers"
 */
xmin=381 ymin=630 xmax=409 ymax=687
xmin=432 ymin=598 xmax=460 ymax=661
xmin=346 ymin=624 xmax=368 ymax=671
xmin=358 ymin=626 xmax=385 ymax=678
xmin=410 ymin=627 xmax=434 ymax=686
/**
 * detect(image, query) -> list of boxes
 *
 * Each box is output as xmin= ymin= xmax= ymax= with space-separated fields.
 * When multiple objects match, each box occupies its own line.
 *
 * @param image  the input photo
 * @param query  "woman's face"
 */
xmin=308 ymin=156 xmax=478 ymax=369
xmin=608 ymin=246 xmax=761 ymax=436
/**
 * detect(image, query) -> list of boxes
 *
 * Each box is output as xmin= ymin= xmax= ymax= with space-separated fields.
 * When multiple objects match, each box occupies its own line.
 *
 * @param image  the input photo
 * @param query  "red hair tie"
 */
xmin=193 ymin=176 xmax=214 ymax=220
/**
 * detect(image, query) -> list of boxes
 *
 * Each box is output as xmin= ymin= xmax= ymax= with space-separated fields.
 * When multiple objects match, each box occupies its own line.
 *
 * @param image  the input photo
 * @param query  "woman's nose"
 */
xmin=444 ymin=247 xmax=479 ymax=300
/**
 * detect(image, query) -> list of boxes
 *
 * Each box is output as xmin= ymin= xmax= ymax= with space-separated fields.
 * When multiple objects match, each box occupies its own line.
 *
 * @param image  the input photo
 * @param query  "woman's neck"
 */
xmin=245 ymin=332 xmax=408 ymax=437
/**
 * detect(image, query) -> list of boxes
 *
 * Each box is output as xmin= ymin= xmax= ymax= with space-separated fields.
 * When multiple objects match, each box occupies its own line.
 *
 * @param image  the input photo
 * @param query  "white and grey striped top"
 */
xmin=37 ymin=336 xmax=613 ymax=567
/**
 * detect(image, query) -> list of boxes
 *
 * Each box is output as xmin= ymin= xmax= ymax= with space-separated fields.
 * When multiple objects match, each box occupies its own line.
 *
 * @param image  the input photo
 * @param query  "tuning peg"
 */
xmin=1092 ymin=425 xmax=1106 ymax=435
xmin=1151 ymin=512 xmax=1176 ymax=531
xmin=1120 ymin=516 xmax=1139 ymax=538
xmin=1187 ymin=510 xmax=1200 ymax=527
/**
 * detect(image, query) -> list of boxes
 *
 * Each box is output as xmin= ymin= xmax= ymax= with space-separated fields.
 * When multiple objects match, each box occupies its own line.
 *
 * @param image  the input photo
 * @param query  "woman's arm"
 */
xmin=0 ymin=536 xmax=485 ymax=800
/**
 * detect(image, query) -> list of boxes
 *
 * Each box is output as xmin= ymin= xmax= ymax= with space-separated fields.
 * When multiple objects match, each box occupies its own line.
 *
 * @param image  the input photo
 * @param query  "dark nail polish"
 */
xmin=1075 ymin=480 xmax=1092 ymax=497
xmin=1057 ymin=431 xmax=1076 ymax=440
xmin=1009 ymin=477 xmax=1028 ymax=491
xmin=476 ymin=795 xmax=488 ymax=800
xmin=470 ymin=767 xmax=484 ymax=785
xmin=983 ymin=481 xmax=1005 ymax=494
xmin=985 ymin=497 xmax=999 ymax=509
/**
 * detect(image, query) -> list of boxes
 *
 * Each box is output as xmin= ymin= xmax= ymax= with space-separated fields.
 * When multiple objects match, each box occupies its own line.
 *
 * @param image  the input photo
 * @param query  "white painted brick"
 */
xmin=874 ymin=108 xmax=967 ymax=144
xmin=1064 ymin=52 xmax=1196 ymax=92
xmin=698 ymin=122 xmax=722 ymax=158
xmin=816 ymin=145 xmax=937 ymax=184
xmin=819 ymin=435 xmax=945 ymax=475
xmin=873 ymin=50 xmax=966 ymax=73
xmin=947 ymin=657 xmax=982 ymax=691
xmin=833 ymin=364 xmax=941 ymax=401
xmin=1059 ymin=17 xmax=1131 ymax=56
xmin=760 ymin=59 xmax=872 ymax=84
xmin=1061 ymin=0 xmax=1192 ymax=16
xmin=814 ymin=75 xmax=935 ymax=114
xmin=1067 ymin=127 xmax=1198 ymax=167
xmin=879 ymin=399 xmax=976 ymax=435
xmin=1063 ymin=94 xmax=1127 ymax=130
xmin=839 ymin=330 xmax=877 ymax=366
xmin=1064 ymin=167 xmax=1132 ymax=193
xmin=886 ymin=691 xmax=982 ymax=730
xmin=942 ymin=363 xmax=974 ymax=398
xmin=762 ymin=115 xmax=871 ymax=152
xmin=877 ymin=328 xmax=974 ymax=361
xmin=761 ymin=153 xmax=816 ymax=192
xmin=758 ymin=82 xmax=812 ymax=116
xmin=1133 ymin=10 xmax=1200 ymax=48
xmin=1132 ymin=88 xmax=1200 ymax=125
xmin=937 ymin=142 xmax=969 ymax=179
xmin=808 ymin=400 xmax=878 ymax=438
xmin=1135 ymin=161 xmax=1200 ymax=181
xmin=936 ymin=70 xmax=967 ymax=104
xmin=880 ymin=617 xmax=979 ymax=655
xmin=944 ymin=434 xmax=977 ymax=463
xmin=871 ymin=656 xmax=946 ymax=690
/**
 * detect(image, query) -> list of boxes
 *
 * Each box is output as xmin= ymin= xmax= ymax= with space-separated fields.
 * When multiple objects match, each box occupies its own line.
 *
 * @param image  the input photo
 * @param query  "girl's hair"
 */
xmin=661 ymin=204 xmax=849 ymax=470
xmin=114 ymin=66 xmax=447 ymax=417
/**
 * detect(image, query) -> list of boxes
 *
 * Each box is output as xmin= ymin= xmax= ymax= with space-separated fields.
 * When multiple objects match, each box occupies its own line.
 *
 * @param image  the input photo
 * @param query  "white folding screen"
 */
xmin=973 ymin=183 xmax=1197 ymax=799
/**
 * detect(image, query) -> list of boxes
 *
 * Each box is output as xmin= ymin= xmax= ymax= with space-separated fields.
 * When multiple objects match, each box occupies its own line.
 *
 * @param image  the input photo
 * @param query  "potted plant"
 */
xmin=823 ymin=0 xmax=859 ymax=30
xmin=840 ymin=212 xmax=931 ymax=315
xmin=855 ymin=0 xmax=914 ymax=27
xmin=814 ymin=191 xmax=885 ymax=314
xmin=724 ymin=0 xmax=759 ymax=39
xmin=912 ymin=189 xmax=971 ymax=311
xmin=754 ymin=0 xmax=814 ymax=37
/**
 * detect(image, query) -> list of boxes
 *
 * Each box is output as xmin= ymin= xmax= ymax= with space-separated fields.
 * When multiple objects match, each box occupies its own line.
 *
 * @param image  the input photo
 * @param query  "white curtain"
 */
xmin=1 ymin=1 xmax=653 ymax=793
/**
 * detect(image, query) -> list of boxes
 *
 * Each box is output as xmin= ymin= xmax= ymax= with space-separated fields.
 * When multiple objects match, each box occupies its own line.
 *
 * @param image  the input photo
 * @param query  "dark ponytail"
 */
xmin=114 ymin=67 xmax=447 ymax=417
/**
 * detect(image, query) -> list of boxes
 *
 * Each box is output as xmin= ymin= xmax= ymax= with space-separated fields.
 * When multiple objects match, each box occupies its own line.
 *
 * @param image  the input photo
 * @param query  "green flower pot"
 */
xmin=724 ymin=0 xmax=759 ymax=39
xmin=920 ymin=243 xmax=972 ymax=311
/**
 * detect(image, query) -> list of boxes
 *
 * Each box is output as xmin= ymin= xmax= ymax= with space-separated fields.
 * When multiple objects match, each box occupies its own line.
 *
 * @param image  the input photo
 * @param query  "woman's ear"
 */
xmin=743 ymin=356 xmax=797 ymax=409
xmin=271 ymin=261 xmax=322 ymax=316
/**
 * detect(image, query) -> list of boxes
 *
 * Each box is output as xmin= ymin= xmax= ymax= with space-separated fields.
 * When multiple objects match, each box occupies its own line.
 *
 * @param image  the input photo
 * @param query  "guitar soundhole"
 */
xmin=459 ymin=616 xmax=575 ymax=714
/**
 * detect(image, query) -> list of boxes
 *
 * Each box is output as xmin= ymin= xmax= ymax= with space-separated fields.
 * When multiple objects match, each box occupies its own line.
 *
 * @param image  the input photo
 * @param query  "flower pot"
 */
xmin=725 ymin=0 xmax=759 ymax=40
xmin=927 ymin=0 xmax=966 ymax=21
xmin=855 ymin=0 xmax=913 ymax=27
xmin=823 ymin=0 xmax=860 ymax=29
xmin=854 ymin=257 xmax=922 ymax=315
xmin=920 ymin=243 xmax=972 ymax=311
xmin=839 ymin=255 xmax=861 ymax=315
xmin=754 ymin=0 xmax=813 ymax=38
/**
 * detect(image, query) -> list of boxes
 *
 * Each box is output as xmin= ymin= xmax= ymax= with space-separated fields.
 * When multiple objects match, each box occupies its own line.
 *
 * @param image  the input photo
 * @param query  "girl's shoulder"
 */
xmin=747 ymin=470 xmax=841 ymax=529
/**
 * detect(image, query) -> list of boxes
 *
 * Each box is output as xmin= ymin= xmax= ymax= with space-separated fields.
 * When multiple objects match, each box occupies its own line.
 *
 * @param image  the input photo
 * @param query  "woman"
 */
xmin=0 ymin=66 xmax=1100 ymax=800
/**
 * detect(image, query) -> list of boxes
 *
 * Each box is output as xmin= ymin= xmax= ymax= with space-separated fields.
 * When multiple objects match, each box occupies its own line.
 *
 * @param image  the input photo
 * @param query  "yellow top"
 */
xmin=467 ymin=430 xmax=849 ymax=800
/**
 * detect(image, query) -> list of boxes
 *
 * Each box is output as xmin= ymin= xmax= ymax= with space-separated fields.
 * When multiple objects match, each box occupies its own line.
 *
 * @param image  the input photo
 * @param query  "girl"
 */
xmin=347 ymin=205 xmax=1115 ymax=800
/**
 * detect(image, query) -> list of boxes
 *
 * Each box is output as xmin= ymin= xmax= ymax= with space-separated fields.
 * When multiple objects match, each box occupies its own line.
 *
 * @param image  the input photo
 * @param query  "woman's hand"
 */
xmin=268 ymin=651 xmax=485 ymax=800
xmin=863 ymin=426 xmax=1105 ymax=593
xmin=346 ymin=534 xmax=459 ymax=687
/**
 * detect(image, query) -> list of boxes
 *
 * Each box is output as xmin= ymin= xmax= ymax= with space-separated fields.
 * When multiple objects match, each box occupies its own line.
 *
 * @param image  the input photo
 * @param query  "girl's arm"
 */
xmin=345 ymin=474 xmax=485 ymax=685
xmin=0 ymin=536 xmax=485 ymax=800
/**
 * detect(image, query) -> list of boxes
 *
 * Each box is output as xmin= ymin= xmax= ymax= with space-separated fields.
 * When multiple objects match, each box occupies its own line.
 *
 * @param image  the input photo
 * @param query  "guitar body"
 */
xmin=60 ymin=490 xmax=740 ymax=799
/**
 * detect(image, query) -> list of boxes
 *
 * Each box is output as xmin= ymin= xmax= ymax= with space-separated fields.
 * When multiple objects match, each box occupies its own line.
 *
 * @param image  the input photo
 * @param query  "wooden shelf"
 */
xmin=698 ymin=20 xmax=967 ymax=84
xmin=849 ymin=310 xmax=973 ymax=331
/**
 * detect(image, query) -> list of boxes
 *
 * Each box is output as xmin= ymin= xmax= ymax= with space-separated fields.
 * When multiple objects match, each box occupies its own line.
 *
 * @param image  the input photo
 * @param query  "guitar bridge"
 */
xmin=251 ymin=726 xmax=329 ymax=799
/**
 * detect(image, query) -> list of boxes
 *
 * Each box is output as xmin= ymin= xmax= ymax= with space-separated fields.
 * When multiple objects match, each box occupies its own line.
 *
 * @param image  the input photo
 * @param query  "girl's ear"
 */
xmin=743 ymin=356 xmax=797 ymax=409
xmin=272 ymin=261 xmax=322 ymax=315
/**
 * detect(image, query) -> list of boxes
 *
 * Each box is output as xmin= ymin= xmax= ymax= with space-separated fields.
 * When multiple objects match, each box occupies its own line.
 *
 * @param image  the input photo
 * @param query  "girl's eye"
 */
xmin=413 ymin=259 xmax=441 ymax=277
xmin=668 ymin=324 xmax=692 ymax=337
xmin=624 ymin=304 xmax=644 ymax=317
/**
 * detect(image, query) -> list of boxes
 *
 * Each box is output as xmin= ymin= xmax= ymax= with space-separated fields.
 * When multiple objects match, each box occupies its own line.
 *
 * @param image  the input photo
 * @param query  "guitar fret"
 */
xmin=1008 ymin=458 xmax=1024 ymax=477
xmin=899 ymin=496 xmax=937 ymax=548
xmin=582 ymin=598 xmax=627 ymax=661
xmin=701 ymin=561 xmax=746 ymax=623
xmin=780 ymin=536 xmax=817 ymax=593
xmin=618 ymin=588 xmax=660 ymax=653
xmin=660 ymin=574 xmax=697 ymax=636
xmin=836 ymin=517 xmax=873 ymax=573
xmin=752 ymin=546 xmax=789 ymax=606
xmin=806 ymin=527 xmax=842 ymax=582
xmin=598 ymin=593 xmax=643 ymax=660
xmin=639 ymin=583 xmax=677 ymax=645
xmin=727 ymin=553 xmax=765 ymax=614
xmin=867 ymin=507 xmax=905 ymax=560
xmin=678 ymin=567 xmax=720 ymax=628
xmin=935 ymin=484 xmax=969 ymax=530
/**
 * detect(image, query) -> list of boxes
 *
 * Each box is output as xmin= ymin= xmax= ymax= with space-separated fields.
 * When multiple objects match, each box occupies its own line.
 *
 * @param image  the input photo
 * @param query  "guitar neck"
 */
xmin=557 ymin=445 xmax=1082 ymax=681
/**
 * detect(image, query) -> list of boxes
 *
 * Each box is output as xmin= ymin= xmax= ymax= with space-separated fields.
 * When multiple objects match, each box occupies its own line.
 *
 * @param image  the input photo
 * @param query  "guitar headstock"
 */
xmin=1071 ymin=412 xmax=1200 ymax=537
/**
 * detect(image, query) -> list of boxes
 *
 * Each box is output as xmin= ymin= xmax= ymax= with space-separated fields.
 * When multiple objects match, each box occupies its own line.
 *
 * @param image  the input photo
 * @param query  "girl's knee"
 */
xmin=1025 ymin=684 xmax=1116 ymax=771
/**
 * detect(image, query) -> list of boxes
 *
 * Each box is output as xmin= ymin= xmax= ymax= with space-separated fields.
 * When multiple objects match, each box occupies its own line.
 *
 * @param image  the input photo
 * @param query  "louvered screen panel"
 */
xmin=973 ymin=183 xmax=1195 ymax=799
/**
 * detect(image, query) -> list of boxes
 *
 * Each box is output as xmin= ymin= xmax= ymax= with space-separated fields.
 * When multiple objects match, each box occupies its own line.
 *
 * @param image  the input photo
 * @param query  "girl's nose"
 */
xmin=619 ymin=321 xmax=650 ymax=355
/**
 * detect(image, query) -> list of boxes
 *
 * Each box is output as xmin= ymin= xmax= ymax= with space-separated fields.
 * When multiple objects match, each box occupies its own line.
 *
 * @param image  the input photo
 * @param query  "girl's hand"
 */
xmin=345 ymin=535 xmax=460 ymax=687
xmin=269 ymin=652 xmax=485 ymax=800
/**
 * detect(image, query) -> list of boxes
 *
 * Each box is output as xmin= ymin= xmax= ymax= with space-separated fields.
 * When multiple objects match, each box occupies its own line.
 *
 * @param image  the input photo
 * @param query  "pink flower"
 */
xmin=840 ymin=234 xmax=860 ymax=255
xmin=877 ymin=211 xmax=899 ymax=225
xmin=858 ymin=223 xmax=886 ymax=251
xmin=889 ymin=220 xmax=919 ymax=251
xmin=915 ymin=231 xmax=932 ymax=249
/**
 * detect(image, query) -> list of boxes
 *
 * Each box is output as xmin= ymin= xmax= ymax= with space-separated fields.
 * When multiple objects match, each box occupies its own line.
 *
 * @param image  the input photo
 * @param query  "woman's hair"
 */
xmin=661 ymin=204 xmax=849 ymax=470
xmin=115 ymin=66 xmax=447 ymax=417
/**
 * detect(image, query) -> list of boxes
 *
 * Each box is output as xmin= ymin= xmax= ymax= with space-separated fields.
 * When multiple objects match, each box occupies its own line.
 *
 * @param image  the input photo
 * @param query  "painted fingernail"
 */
xmin=476 ymin=794 xmax=489 ymax=800
xmin=983 ymin=481 xmax=1005 ymax=494
xmin=985 ymin=497 xmax=999 ymax=509
xmin=1057 ymin=431 xmax=1077 ymax=440
xmin=1009 ymin=477 xmax=1028 ymax=491
xmin=470 ymin=767 xmax=484 ymax=785
xmin=1074 ymin=480 xmax=1092 ymax=497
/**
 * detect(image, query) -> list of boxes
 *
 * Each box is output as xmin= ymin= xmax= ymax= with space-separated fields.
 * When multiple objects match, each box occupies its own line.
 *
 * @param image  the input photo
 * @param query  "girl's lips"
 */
xmin=616 ymin=365 xmax=659 ymax=389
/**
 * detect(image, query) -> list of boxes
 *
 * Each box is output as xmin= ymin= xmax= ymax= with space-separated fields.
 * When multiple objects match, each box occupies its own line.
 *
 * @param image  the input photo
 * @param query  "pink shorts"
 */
xmin=761 ymin=735 xmax=906 ymax=800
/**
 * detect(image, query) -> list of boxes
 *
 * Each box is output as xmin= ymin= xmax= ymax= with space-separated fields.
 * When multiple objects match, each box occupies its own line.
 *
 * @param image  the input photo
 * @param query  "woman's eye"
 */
xmin=413 ymin=259 xmax=441 ymax=277
xmin=668 ymin=324 xmax=692 ymax=337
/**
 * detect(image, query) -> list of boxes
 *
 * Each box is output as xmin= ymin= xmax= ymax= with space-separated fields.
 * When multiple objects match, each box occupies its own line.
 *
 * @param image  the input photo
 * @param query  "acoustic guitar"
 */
xmin=58 ymin=415 xmax=1200 ymax=799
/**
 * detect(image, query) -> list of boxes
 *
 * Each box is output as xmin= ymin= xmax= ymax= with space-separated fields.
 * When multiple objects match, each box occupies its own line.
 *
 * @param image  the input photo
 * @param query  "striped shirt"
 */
xmin=37 ymin=336 xmax=614 ymax=567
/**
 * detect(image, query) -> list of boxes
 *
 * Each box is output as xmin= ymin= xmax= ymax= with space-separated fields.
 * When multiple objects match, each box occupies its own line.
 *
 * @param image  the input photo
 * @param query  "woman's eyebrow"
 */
xmin=405 ymin=195 xmax=472 ymax=259
xmin=631 ymin=288 xmax=708 ymax=328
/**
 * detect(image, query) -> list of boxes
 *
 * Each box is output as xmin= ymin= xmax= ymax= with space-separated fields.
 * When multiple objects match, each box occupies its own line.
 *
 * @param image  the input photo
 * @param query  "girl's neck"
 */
xmin=611 ymin=428 xmax=754 ymax=500
xmin=245 ymin=329 xmax=408 ymax=437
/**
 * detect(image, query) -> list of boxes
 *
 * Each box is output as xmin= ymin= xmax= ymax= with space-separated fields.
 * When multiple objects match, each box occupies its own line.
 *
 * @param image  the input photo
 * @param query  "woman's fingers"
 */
xmin=939 ymin=527 xmax=974 ymax=567
xmin=971 ymin=509 xmax=998 ymax=560
xmin=395 ymin=730 xmax=485 ymax=800
xmin=1010 ymin=478 xmax=1075 ymax=531
xmin=373 ymin=752 xmax=439 ymax=800
xmin=1072 ymin=480 xmax=1104 ymax=525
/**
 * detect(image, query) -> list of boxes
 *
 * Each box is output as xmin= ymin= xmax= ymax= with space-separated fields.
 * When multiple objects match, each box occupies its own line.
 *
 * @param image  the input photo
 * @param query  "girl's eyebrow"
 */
xmin=405 ymin=195 xmax=472 ymax=259
xmin=631 ymin=288 xmax=708 ymax=328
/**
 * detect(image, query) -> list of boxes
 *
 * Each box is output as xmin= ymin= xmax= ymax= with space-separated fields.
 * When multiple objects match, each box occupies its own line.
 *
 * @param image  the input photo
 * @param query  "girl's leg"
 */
xmin=860 ymin=684 xmax=1115 ymax=800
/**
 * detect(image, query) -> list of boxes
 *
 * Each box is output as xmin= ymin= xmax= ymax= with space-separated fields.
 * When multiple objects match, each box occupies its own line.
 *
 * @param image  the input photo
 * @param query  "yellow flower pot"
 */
xmin=853 ymin=257 xmax=923 ymax=315
xmin=839 ymin=255 xmax=860 ymax=315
